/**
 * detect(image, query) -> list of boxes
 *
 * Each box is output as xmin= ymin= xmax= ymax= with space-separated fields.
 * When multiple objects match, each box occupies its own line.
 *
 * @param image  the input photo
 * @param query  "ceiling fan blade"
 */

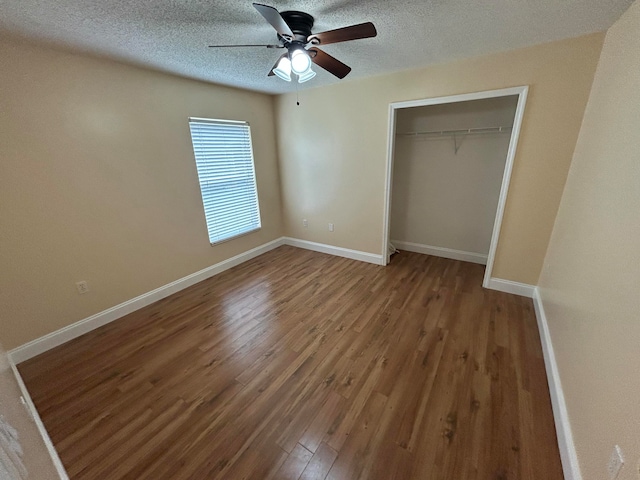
xmin=307 ymin=22 xmax=377 ymax=46
xmin=253 ymin=3 xmax=294 ymax=41
xmin=208 ymin=44 xmax=284 ymax=48
xmin=308 ymin=47 xmax=351 ymax=79
xmin=268 ymin=53 xmax=287 ymax=76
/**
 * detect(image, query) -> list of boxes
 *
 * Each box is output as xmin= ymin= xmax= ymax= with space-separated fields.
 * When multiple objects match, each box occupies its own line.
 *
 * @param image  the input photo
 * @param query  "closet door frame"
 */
xmin=381 ymin=85 xmax=529 ymax=289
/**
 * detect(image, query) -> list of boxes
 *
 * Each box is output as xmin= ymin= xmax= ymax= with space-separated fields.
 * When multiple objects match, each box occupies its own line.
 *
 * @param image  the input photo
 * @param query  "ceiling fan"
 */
xmin=208 ymin=3 xmax=377 ymax=83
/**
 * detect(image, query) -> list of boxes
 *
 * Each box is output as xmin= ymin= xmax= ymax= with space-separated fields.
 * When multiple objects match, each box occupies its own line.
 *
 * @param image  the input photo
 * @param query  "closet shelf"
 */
xmin=396 ymin=126 xmax=512 ymax=137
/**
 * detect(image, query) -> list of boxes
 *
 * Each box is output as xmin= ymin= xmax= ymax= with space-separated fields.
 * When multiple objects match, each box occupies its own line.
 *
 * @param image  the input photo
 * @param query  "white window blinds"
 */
xmin=188 ymin=118 xmax=261 ymax=245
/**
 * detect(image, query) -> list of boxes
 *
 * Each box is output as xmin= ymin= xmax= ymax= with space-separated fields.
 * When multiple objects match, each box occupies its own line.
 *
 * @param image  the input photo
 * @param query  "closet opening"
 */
xmin=381 ymin=86 xmax=528 ymax=289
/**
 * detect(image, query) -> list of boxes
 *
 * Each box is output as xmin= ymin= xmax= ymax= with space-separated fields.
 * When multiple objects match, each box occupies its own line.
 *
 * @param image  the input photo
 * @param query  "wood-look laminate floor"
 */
xmin=19 ymin=246 xmax=563 ymax=479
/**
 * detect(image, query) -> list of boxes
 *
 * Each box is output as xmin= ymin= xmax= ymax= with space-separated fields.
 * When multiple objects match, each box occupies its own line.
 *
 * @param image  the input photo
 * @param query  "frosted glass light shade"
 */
xmin=297 ymin=68 xmax=316 ymax=83
xmin=273 ymin=57 xmax=291 ymax=81
xmin=290 ymin=49 xmax=311 ymax=75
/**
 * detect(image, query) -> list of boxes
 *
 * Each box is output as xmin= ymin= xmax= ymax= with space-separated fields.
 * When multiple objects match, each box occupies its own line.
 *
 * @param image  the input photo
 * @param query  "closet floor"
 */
xmin=19 ymin=246 xmax=563 ymax=479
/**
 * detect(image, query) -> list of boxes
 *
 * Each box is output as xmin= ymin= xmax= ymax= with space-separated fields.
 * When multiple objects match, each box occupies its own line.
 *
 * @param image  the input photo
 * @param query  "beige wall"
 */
xmin=538 ymin=2 xmax=640 ymax=479
xmin=391 ymin=97 xmax=517 ymax=255
xmin=0 ymin=37 xmax=283 ymax=349
xmin=275 ymin=33 xmax=604 ymax=284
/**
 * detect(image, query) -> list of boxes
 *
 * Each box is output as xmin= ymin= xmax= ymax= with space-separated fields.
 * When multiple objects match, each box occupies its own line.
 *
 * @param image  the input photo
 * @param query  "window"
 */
xmin=188 ymin=118 xmax=261 ymax=244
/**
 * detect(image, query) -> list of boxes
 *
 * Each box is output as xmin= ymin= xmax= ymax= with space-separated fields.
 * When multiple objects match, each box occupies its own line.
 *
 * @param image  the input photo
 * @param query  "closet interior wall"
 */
xmin=390 ymin=96 xmax=518 ymax=263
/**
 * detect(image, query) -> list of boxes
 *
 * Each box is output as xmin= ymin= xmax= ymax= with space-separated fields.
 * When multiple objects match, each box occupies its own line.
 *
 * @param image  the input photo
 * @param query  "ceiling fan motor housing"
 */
xmin=279 ymin=11 xmax=314 ymax=44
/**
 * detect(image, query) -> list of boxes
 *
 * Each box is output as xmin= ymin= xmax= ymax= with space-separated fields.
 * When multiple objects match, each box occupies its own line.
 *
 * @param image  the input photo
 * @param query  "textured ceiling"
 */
xmin=0 ymin=0 xmax=632 ymax=94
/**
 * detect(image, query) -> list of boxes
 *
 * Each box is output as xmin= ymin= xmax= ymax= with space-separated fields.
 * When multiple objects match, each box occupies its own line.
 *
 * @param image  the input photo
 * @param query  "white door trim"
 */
xmin=381 ymin=86 xmax=529 ymax=289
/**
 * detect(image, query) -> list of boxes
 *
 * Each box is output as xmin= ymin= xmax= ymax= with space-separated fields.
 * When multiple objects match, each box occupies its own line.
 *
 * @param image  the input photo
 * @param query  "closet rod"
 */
xmin=396 ymin=126 xmax=512 ymax=137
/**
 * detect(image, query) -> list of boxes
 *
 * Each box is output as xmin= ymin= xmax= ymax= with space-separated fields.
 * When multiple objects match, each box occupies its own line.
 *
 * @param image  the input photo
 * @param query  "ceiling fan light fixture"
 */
xmin=290 ymin=48 xmax=312 ymax=75
xmin=213 ymin=5 xmax=377 ymax=83
xmin=273 ymin=56 xmax=292 ymax=81
xmin=297 ymin=68 xmax=316 ymax=83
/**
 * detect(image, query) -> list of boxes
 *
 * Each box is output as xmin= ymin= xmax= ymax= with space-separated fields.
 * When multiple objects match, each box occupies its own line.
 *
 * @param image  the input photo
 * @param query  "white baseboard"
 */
xmin=532 ymin=288 xmax=582 ymax=480
xmin=391 ymin=240 xmax=488 ymax=265
xmin=484 ymin=277 xmax=536 ymax=298
xmin=9 ymin=237 xmax=285 ymax=364
xmin=282 ymin=237 xmax=384 ymax=265
xmin=8 ymin=359 xmax=69 ymax=479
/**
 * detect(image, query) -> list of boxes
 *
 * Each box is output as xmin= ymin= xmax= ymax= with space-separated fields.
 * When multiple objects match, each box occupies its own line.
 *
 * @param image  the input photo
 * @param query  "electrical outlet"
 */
xmin=76 ymin=281 xmax=89 ymax=295
xmin=608 ymin=445 xmax=624 ymax=479
xmin=303 ymin=219 xmax=308 ymax=228
xmin=329 ymin=223 xmax=334 ymax=232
